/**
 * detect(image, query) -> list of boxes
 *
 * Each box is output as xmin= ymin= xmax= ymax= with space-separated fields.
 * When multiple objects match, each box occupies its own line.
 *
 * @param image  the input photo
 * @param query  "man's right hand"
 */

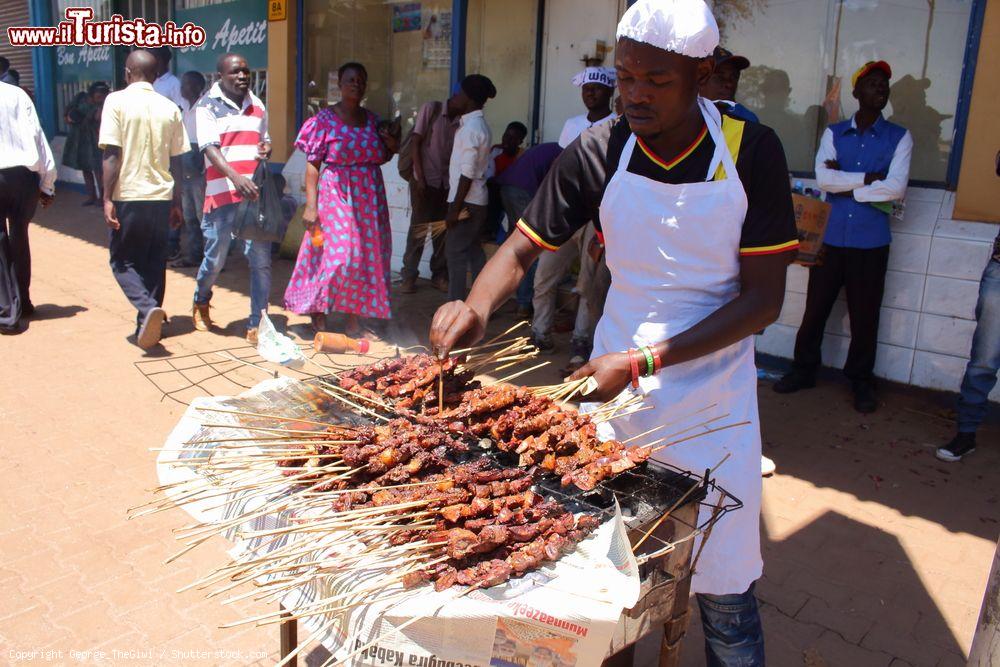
xmin=864 ymin=171 xmax=887 ymax=185
xmin=430 ymin=301 xmax=487 ymax=357
xmin=412 ymin=176 xmax=426 ymax=198
xmin=39 ymin=192 xmax=54 ymax=208
xmin=232 ymin=174 xmax=259 ymax=200
xmin=104 ymin=200 xmax=120 ymax=230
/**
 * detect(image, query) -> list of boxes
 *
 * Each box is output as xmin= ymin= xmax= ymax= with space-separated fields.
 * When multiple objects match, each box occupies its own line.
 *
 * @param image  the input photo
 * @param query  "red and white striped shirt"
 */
xmin=195 ymin=82 xmax=270 ymax=212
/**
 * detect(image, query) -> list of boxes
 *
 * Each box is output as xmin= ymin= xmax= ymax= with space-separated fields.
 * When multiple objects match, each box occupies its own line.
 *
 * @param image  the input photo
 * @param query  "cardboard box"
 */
xmin=792 ymin=194 xmax=831 ymax=265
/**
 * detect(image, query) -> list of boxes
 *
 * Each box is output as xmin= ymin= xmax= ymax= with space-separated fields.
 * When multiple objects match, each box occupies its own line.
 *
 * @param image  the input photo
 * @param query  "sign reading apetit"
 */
xmin=175 ymin=0 xmax=268 ymax=73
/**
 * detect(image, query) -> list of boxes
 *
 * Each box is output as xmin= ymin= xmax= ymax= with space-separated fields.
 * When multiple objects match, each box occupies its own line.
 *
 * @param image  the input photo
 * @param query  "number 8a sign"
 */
xmin=268 ymin=0 xmax=287 ymax=21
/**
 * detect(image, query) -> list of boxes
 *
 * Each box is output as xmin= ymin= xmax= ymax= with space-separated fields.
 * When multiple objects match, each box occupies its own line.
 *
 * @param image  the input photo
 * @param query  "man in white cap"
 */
xmin=558 ymin=67 xmax=617 ymax=148
xmin=431 ymin=0 xmax=801 ymax=662
xmin=530 ymin=66 xmax=617 ymax=366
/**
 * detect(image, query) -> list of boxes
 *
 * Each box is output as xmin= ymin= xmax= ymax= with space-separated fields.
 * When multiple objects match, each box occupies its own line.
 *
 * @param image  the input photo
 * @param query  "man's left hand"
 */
xmin=567 ymin=351 xmax=633 ymax=402
xmin=257 ymin=142 xmax=272 ymax=160
xmin=39 ymin=191 xmax=54 ymax=208
xmin=169 ymin=205 xmax=183 ymax=230
xmin=824 ymin=159 xmax=841 ymax=170
xmin=379 ymin=127 xmax=401 ymax=155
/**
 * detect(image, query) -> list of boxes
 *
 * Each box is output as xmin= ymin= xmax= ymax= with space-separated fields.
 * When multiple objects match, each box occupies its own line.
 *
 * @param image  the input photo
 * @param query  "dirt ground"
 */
xmin=1 ymin=190 xmax=997 ymax=666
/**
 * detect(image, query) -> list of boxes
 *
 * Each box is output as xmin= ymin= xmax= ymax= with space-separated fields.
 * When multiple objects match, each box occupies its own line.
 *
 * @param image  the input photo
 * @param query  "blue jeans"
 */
xmin=696 ymin=583 xmax=766 ymax=666
xmin=193 ymin=202 xmax=271 ymax=328
xmin=957 ymin=259 xmax=1000 ymax=433
xmin=180 ymin=171 xmax=205 ymax=265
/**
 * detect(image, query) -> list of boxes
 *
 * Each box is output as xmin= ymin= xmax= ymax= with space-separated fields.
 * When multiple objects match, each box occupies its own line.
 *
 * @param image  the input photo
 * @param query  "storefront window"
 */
xmin=174 ymin=0 xmax=268 ymax=103
xmin=52 ymin=0 xmax=115 ymax=134
xmin=302 ymin=0 xmax=452 ymax=132
xmin=713 ymin=0 xmax=973 ymax=183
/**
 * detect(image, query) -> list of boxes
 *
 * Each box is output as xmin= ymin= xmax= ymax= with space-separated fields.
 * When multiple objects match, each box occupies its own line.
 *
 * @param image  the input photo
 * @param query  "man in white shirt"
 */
xmin=169 ymin=70 xmax=207 ymax=268
xmin=557 ymin=67 xmax=616 ymax=148
xmin=445 ymin=74 xmax=496 ymax=302
xmin=0 ymin=81 xmax=56 ymax=333
xmin=532 ymin=67 xmax=617 ymax=361
xmin=150 ymin=46 xmax=185 ymax=110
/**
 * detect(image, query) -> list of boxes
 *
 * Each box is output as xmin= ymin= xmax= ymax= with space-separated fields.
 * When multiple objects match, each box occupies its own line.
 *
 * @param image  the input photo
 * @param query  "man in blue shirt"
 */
xmin=774 ymin=61 xmax=913 ymax=413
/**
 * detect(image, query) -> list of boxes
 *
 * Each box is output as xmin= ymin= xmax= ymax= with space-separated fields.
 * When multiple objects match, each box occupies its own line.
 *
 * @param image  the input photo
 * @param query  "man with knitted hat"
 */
xmin=431 ymin=0 xmax=801 ymax=662
xmin=774 ymin=61 xmax=912 ymax=414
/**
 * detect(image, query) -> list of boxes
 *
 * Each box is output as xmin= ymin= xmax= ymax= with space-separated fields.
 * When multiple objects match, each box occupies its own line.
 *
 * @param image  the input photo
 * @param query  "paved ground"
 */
xmin=1 ymin=190 xmax=997 ymax=666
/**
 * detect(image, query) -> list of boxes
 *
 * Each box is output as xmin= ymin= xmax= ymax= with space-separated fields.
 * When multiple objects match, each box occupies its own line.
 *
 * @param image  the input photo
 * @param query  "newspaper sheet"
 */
xmin=156 ymin=378 xmax=641 ymax=667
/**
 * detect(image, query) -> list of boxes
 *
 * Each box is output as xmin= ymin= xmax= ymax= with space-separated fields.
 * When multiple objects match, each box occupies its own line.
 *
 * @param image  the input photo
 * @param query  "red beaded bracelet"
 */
xmin=627 ymin=348 xmax=640 ymax=389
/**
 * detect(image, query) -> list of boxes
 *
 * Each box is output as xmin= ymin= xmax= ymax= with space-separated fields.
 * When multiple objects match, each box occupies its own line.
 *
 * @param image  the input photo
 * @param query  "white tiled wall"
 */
xmin=758 ymin=184 xmax=1000 ymax=401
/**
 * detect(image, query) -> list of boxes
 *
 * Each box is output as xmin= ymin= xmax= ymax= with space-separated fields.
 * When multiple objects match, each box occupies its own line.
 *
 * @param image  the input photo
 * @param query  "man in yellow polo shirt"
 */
xmin=99 ymin=49 xmax=188 ymax=350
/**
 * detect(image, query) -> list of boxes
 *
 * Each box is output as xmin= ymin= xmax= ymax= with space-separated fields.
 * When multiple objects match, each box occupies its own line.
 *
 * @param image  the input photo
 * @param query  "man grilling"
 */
xmin=430 ymin=0 xmax=799 ymax=662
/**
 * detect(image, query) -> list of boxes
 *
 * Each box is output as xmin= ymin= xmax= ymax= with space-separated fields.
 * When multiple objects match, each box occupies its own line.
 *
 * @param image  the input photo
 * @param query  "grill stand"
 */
xmin=276 ymin=496 xmax=704 ymax=667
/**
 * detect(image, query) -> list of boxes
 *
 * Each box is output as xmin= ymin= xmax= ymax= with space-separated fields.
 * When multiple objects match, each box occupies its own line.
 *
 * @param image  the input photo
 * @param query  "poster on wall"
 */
xmin=175 ymin=0 xmax=268 ymax=73
xmin=422 ymin=10 xmax=451 ymax=70
xmin=392 ymin=3 xmax=422 ymax=32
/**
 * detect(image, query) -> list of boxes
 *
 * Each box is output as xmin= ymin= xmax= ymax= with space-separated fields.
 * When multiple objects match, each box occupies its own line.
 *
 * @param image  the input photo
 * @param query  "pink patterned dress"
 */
xmin=284 ymin=108 xmax=392 ymax=319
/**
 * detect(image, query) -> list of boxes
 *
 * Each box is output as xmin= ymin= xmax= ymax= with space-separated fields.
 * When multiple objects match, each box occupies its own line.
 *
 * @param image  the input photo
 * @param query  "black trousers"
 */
xmin=792 ymin=243 xmax=890 ymax=383
xmin=400 ymin=184 xmax=448 ymax=282
xmin=0 ymin=167 xmax=40 ymax=328
xmin=109 ymin=200 xmax=171 ymax=328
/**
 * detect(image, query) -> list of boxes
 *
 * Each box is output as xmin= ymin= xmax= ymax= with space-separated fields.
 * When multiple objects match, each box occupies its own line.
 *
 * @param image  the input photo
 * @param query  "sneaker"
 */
xmin=399 ymin=278 xmax=417 ymax=294
xmin=853 ymin=381 xmax=877 ymax=414
xmin=431 ymin=276 xmax=449 ymax=293
xmin=137 ymin=307 xmax=166 ymax=349
xmin=21 ymin=301 xmax=35 ymax=317
xmin=772 ymin=371 xmax=816 ymax=394
xmin=246 ymin=327 xmax=259 ymax=346
xmin=936 ymin=433 xmax=976 ymax=462
xmin=515 ymin=304 xmax=534 ymax=321
xmin=192 ymin=303 xmax=212 ymax=331
xmin=761 ymin=455 xmax=776 ymax=477
xmin=531 ymin=333 xmax=556 ymax=355
xmin=170 ymin=258 xmax=199 ymax=268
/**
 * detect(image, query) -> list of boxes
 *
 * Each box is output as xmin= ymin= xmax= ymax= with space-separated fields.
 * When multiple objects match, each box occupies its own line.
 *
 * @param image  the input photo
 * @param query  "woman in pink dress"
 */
xmin=284 ymin=62 xmax=400 ymax=336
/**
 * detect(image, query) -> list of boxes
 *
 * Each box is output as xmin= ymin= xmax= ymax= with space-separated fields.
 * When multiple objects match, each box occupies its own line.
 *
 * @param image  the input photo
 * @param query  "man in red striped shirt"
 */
xmin=192 ymin=53 xmax=271 ymax=343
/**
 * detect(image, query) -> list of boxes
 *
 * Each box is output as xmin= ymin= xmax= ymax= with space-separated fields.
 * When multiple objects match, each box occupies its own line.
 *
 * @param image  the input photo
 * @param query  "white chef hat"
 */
xmin=572 ymin=67 xmax=616 ymax=88
xmin=616 ymin=0 xmax=719 ymax=58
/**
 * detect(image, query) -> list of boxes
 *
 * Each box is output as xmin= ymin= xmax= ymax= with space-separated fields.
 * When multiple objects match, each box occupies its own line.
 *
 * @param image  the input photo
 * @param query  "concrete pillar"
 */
xmin=266 ymin=2 xmax=297 ymax=162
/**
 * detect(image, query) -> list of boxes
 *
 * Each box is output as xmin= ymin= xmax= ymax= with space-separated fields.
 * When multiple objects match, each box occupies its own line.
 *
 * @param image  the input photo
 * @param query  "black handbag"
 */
xmin=233 ymin=161 xmax=285 ymax=243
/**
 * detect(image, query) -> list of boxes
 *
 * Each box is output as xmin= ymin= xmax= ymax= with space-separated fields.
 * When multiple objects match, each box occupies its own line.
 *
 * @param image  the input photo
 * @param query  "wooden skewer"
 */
xmin=193 ymin=407 xmax=349 ymax=429
xmin=649 ymin=421 xmax=750 ymax=454
xmin=489 ymin=361 xmax=550 ymax=385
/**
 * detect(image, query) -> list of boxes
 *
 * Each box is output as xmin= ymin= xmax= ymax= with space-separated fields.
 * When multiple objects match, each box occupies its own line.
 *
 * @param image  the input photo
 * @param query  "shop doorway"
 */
xmin=464 ymin=0 xmax=539 ymax=143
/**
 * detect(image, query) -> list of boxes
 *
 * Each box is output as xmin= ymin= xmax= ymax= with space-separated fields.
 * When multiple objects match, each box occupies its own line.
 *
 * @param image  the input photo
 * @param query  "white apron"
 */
xmin=593 ymin=98 xmax=762 ymax=595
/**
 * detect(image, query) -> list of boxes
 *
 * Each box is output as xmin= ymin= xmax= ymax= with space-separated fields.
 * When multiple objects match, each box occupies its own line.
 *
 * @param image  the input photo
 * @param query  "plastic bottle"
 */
xmin=793 ymin=180 xmax=804 ymax=195
xmin=313 ymin=332 xmax=370 ymax=354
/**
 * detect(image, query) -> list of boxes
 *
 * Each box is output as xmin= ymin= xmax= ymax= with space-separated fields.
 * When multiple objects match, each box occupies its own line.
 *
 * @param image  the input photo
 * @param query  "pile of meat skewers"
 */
xmin=414 ymin=384 xmax=653 ymax=491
